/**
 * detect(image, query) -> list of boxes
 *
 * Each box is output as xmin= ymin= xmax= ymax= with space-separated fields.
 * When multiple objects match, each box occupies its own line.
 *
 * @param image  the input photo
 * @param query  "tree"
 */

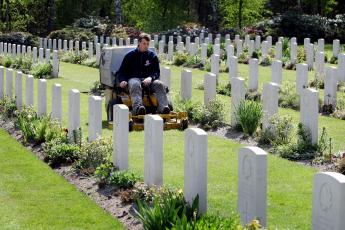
xmin=114 ymin=0 xmax=122 ymax=24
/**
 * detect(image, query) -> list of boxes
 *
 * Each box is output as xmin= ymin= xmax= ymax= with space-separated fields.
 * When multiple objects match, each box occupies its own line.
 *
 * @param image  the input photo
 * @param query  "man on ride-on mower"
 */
xmin=117 ymin=33 xmax=170 ymax=116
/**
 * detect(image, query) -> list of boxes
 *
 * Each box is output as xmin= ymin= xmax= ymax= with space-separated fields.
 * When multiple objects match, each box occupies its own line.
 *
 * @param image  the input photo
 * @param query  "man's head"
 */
xmin=138 ymin=33 xmax=150 ymax=52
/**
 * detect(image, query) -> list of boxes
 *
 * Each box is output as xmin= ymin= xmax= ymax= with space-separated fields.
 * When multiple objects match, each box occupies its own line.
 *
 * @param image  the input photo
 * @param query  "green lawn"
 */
xmin=0 ymin=128 xmax=124 ymax=230
xmin=1 ymin=58 xmax=344 ymax=229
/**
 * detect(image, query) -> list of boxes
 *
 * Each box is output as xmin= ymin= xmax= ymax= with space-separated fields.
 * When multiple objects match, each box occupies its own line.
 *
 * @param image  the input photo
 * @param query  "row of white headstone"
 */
xmin=0 ymin=42 xmax=60 ymax=78
xmin=0 ymin=64 xmax=344 ymax=229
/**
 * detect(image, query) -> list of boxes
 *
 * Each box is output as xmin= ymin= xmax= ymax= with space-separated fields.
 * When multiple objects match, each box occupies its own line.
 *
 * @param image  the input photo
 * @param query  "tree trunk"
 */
xmin=210 ymin=0 xmax=219 ymax=31
xmin=238 ymin=0 xmax=243 ymax=29
xmin=161 ymin=1 xmax=168 ymax=30
xmin=114 ymin=0 xmax=122 ymax=24
xmin=5 ymin=0 xmax=10 ymax=31
xmin=47 ymin=0 xmax=56 ymax=34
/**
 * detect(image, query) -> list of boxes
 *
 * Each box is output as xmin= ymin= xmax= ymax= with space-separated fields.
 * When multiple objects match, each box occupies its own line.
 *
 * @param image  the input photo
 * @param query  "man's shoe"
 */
xmin=161 ymin=106 xmax=170 ymax=114
xmin=136 ymin=106 xmax=146 ymax=115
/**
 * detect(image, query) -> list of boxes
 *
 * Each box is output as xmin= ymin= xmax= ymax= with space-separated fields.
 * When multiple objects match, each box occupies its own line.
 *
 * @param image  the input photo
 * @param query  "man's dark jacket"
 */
xmin=117 ymin=48 xmax=160 ymax=83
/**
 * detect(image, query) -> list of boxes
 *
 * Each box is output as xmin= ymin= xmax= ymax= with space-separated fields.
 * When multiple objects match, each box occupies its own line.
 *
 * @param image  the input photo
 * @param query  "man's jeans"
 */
xmin=128 ymin=78 xmax=168 ymax=113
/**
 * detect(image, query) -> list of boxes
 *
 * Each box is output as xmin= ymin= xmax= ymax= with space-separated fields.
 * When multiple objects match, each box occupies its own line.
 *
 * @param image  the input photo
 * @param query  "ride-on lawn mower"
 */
xmin=99 ymin=46 xmax=188 ymax=131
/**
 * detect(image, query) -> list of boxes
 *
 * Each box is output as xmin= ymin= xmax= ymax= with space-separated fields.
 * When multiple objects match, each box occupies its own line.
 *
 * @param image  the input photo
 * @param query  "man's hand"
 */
xmin=142 ymin=77 xmax=152 ymax=86
xmin=119 ymin=81 xmax=127 ymax=88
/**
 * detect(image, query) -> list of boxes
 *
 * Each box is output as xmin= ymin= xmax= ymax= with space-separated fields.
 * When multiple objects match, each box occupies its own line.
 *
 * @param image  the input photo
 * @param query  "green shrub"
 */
xmin=194 ymin=98 xmax=226 ymax=130
xmin=48 ymin=27 xmax=94 ymax=43
xmin=12 ymin=55 xmax=33 ymax=73
xmin=172 ymin=97 xmax=202 ymax=123
xmin=81 ymin=57 xmax=98 ymax=68
xmin=297 ymin=47 xmax=306 ymax=63
xmin=0 ymin=96 xmax=17 ymax=118
xmin=277 ymin=124 xmax=329 ymax=161
xmin=259 ymin=115 xmax=294 ymax=146
xmin=173 ymin=52 xmax=188 ymax=66
xmin=135 ymin=188 xmax=199 ymax=230
xmin=251 ymin=51 xmax=259 ymax=59
xmin=3 ymin=55 xmax=13 ymax=68
xmin=330 ymin=56 xmax=338 ymax=64
xmin=30 ymin=62 xmax=53 ymax=79
xmin=246 ymin=90 xmax=261 ymax=102
xmin=74 ymin=137 xmax=112 ymax=175
xmin=42 ymin=138 xmax=80 ymax=167
xmin=184 ymin=54 xmax=202 ymax=68
xmin=235 ymin=100 xmax=263 ymax=136
xmin=278 ymin=82 xmax=300 ymax=110
xmin=309 ymin=72 xmax=325 ymax=89
xmin=332 ymin=109 xmax=345 ymax=120
xmin=89 ymin=81 xmax=104 ymax=96
xmin=95 ymin=162 xmax=141 ymax=189
xmin=61 ymin=50 xmax=88 ymax=64
xmin=216 ymin=83 xmax=231 ymax=96
xmin=260 ymin=56 xmax=272 ymax=66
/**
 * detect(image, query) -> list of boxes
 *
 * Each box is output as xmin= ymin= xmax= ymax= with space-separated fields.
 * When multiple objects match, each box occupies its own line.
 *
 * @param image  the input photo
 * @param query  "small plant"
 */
xmin=259 ymin=115 xmax=294 ymax=146
xmin=135 ymin=188 xmax=199 ymax=230
xmin=81 ymin=57 xmax=98 ymax=68
xmin=42 ymin=138 xmax=80 ymax=167
xmin=94 ymin=162 xmax=142 ymax=189
xmin=0 ymin=96 xmax=17 ymax=118
xmin=246 ymin=90 xmax=261 ymax=102
xmin=89 ymin=81 xmax=104 ymax=96
xmin=278 ymin=82 xmax=300 ymax=110
xmin=216 ymin=83 xmax=231 ymax=96
xmin=73 ymin=137 xmax=112 ymax=175
xmin=61 ymin=50 xmax=88 ymax=64
xmin=30 ymin=62 xmax=53 ymax=78
xmin=309 ymin=72 xmax=325 ymax=89
xmin=260 ymin=56 xmax=272 ymax=66
xmin=330 ymin=56 xmax=338 ymax=64
xmin=235 ymin=100 xmax=263 ymax=136
xmin=173 ymin=52 xmax=188 ymax=66
xmin=194 ymin=98 xmax=226 ymax=130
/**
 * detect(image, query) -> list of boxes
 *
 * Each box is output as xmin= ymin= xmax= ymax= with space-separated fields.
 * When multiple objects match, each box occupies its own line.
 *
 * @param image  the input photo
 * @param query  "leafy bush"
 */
xmin=12 ymin=54 xmax=33 ymax=73
xmin=135 ymin=188 xmax=199 ymax=230
xmin=30 ymin=62 xmax=53 ymax=79
xmin=246 ymin=90 xmax=261 ymax=102
xmin=15 ymin=107 xmax=65 ymax=145
xmin=277 ymin=124 xmax=329 ymax=161
xmin=278 ymin=82 xmax=300 ymax=110
xmin=61 ymin=50 xmax=88 ymax=64
xmin=42 ymin=138 xmax=80 ymax=167
xmin=297 ymin=47 xmax=306 ymax=63
xmin=74 ymin=137 xmax=112 ymax=175
xmin=48 ymin=27 xmax=94 ymax=43
xmin=0 ymin=32 xmax=38 ymax=47
xmin=81 ymin=57 xmax=98 ymax=68
xmin=332 ymin=109 xmax=345 ymax=120
xmin=235 ymin=100 xmax=263 ymax=136
xmin=184 ymin=54 xmax=203 ymax=68
xmin=173 ymin=52 xmax=188 ymax=66
xmin=95 ymin=162 xmax=141 ymax=189
xmin=0 ymin=96 xmax=17 ymax=118
xmin=259 ymin=115 xmax=294 ymax=146
xmin=194 ymin=98 xmax=226 ymax=130
xmin=216 ymin=83 xmax=231 ymax=96
xmin=260 ymin=56 xmax=272 ymax=66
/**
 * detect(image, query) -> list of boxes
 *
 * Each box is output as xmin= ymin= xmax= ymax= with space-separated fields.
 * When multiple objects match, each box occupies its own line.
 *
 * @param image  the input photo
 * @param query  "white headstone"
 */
xmin=304 ymin=38 xmax=310 ymax=51
xmin=37 ymin=79 xmax=47 ymax=116
xmin=300 ymin=88 xmax=319 ymax=144
xmin=184 ymin=128 xmax=208 ymax=214
xmin=248 ymin=40 xmax=254 ymax=57
xmin=204 ymin=72 xmax=217 ymax=106
xmin=231 ymin=77 xmax=246 ymax=126
xmin=213 ymin=44 xmax=220 ymax=55
xmin=255 ymin=35 xmax=261 ymax=50
xmin=39 ymin=48 xmax=44 ymax=62
xmin=210 ymin=54 xmax=220 ymax=79
xmin=68 ymin=89 xmax=80 ymax=138
xmin=45 ymin=49 xmax=50 ymax=64
xmin=229 ymin=56 xmax=238 ymax=79
xmin=271 ymin=60 xmax=282 ymax=85
xmin=0 ymin=67 xmax=4 ymax=99
xmin=312 ymin=172 xmax=345 ymax=230
xmin=249 ymin=58 xmax=259 ymax=91
xmin=88 ymin=42 xmax=93 ymax=59
xmin=201 ymin=43 xmax=207 ymax=64
xmin=88 ymin=96 xmax=102 ymax=142
xmin=52 ymin=50 xmax=59 ymax=78
xmin=262 ymin=82 xmax=280 ymax=129
xmin=158 ymin=40 xmax=164 ymax=54
xmin=53 ymin=39 xmax=57 ymax=50
xmin=318 ymin=38 xmax=325 ymax=52
xmin=69 ymin=40 xmax=73 ymax=51
xmin=238 ymin=146 xmax=267 ymax=227
xmin=324 ymin=66 xmax=338 ymax=108
xmin=75 ymin=41 xmax=80 ymax=53
xmin=181 ymin=69 xmax=192 ymax=100
xmin=58 ymin=39 xmax=62 ymax=50
xmin=26 ymin=75 xmax=34 ymax=106
xmin=186 ymin=37 xmax=191 ymax=52
xmin=82 ymin=42 xmax=86 ymax=50
xmin=261 ymin=41 xmax=268 ymax=58
xmin=161 ymin=67 xmax=171 ymax=89
xmin=316 ymin=52 xmax=325 ymax=75
xmin=333 ymin=39 xmax=340 ymax=58
xmin=236 ymin=40 xmax=243 ymax=57
xmin=119 ymin=38 xmax=123 ymax=46
xmin=275 ymin=42 xmax=282 ymax=60
xmin=296 ymin=63 xmax=309 ymax=94
xmin=167 ymin=41 xmax=173 ymax=61
xmin=307 ymin=44 xmax=314 ymax=70
xmin=63 ymin=40 xmax=68 ymax=52
xmin=113 ymin=104 xmax=129 ymax=170
xmin=144 ymin=115 xmax=163 ymax=186
xmin=96 ymin=43 xmax=101 ymax=65
xmin=290 ymin=42 xmax=297 ymax=64
xmin=6 ymin=68 xmax=13 ymax=98
xmin=33 ymin=47 xmax=38 ymax=63
xmin=338 ymin=54 xmax=345 ymax=82
xmin=15 ymin=71 xmax=23 ymax=109
xmin=51 ymin=84 xmax=62 ymax=121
